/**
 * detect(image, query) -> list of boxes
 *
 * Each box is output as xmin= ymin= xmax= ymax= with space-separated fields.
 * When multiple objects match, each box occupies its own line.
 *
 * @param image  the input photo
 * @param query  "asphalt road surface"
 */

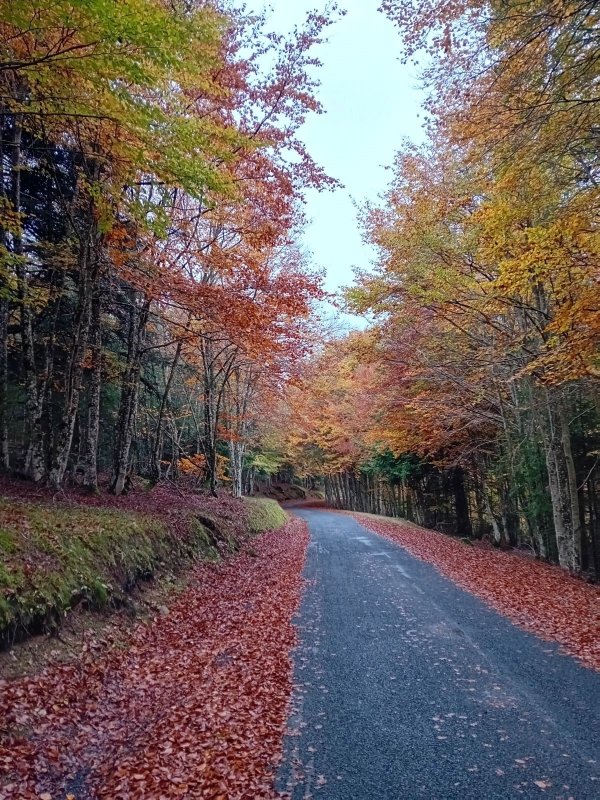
xmin=276 ymin=509 xmax=600 ymax=800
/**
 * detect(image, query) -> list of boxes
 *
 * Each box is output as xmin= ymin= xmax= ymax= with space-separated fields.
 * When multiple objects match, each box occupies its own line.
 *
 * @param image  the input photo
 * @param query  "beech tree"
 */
xmin=261 ymin=0 xmax=599 ymax=575
xmin=0 ymin=0 xmax=330 ymax=495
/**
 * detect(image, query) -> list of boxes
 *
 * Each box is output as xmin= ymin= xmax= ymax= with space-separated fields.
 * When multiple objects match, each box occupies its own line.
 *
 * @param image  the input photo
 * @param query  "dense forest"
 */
xmin=1 ymin=1 xmax=599 ymax=576
xmin=0 ymin=0 xmax=331 ymax=497
xmin=274 ymin=1 xmax=600 ymax=576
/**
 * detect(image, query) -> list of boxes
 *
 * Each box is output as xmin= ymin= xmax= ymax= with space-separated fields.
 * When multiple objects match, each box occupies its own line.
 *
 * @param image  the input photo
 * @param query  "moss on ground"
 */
xmin=0 ymin=493 xmax=289 ymax=649
xmin=244 ymin=497 xmax=288 ymax=533
xmin=0 ymin=498 xmax=217 ymax=645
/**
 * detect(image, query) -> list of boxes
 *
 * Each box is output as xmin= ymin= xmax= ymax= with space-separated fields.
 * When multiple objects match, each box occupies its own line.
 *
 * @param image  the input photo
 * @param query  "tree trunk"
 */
xmin=111 ymin=292 xmax=150 ymax=495
xmin=543 ymin=388 xmax=582 ymax=572
xmin=452 ymin=467 xmax=472 ymax=537
xmin=0 ymin=110 xmax=9 ymax=470
xmin=0 ymin=109 xmax=10 ymax=472
xmin=151 ymin=337 xmax=184 ymax=482
xmin=229 ymin=439 xmax=245 ymax=498
xmin=201 ymin=340 xmax=218 ymax=496
xmin=10 ymin=116 xmax=44 ymax=481
xmin=81 ymin=288 xmax=102 ymax=491
xmin=0 ymin=294 xmax=9 ymax=471
xmin=204 ymin=386 xmax=218 ymax=497
xmin=48 ymin=223 xmax=99 ymax=489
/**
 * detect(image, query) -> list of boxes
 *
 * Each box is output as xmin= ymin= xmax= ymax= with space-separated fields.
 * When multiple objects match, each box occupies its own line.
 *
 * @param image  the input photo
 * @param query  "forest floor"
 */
xmin=0 ymin=483 xmax=308 ymax=799
xmin=0 ymin=476 xmax=289 ymax=675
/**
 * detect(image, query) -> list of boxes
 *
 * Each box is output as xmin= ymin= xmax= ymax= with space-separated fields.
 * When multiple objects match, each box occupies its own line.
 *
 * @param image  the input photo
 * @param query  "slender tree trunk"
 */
xmin=201 ymin=340 xmax=218 ymax=496
xmin=0 ymin=110 xmax=10 ymax=470
xmin=0 ymin=294 xmax=9 ymax=471
xmin=588 ymin=477 xmax=600 ymax=578
xmin=452 ymin=467 xmax=472 ymax=537
xmin=48 ymin=226 xmax=99 ymax=489
xmin=111 ymin=292 xmax=150 ymax=495
xmin=484 ymin=491 xmax=504 ymax=546
xmin=151 ymin=337 xmax=184 ymax=482
xmin=10 ymin=116 xmax=44 ymax=481
xmin=81 ymin=288 xmax=102 ymax=491
xmin=229 ymin=439 xmax=245 ymax=498
xmin=204 ymin=387 xmax=217 ymax=497
xmin=543 ymin=388 xmax=582 ymax=572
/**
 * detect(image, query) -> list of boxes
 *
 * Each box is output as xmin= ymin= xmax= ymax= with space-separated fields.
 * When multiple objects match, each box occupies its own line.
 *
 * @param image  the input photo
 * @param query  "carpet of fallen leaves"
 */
xmin=0 ymin=519 xmax=309 ymax=799
xmin=353 ymin=514 xmax=600 ymax=671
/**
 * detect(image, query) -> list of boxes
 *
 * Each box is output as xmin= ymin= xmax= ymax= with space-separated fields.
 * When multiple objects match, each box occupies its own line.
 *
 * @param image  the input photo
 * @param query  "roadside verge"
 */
xmin=352 ymin=512 xmax=600 ymax=671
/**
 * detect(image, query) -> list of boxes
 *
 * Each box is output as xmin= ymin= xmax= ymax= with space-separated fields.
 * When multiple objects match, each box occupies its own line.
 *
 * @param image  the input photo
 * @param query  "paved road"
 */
xmin=277 ymin=510 xmax=600 ymax=800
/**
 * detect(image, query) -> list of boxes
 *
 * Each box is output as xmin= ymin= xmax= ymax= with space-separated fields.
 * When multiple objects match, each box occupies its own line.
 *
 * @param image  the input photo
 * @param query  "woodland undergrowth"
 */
xmin=0 ymin=515 xmax=308 ymax=798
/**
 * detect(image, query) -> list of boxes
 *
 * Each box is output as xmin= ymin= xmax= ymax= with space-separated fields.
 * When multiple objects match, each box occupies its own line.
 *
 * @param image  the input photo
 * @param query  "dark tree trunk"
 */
xmin=81 ymin=288 xmax=102 ymax=491
xmin=0 ymin=295 xmax=9 ymax=471
xmin=151 ymin=337 xmax=184 ymax=482
xmin=111 ymin=292 xmax=150 ymax=495
xmin=11 ymin=116 xmax=44 ymax=481
xmin=0 ymin=110 xmax=10 ymax=470
xmin=543 ymin=388 xmax=582 ymax=572
xmin=452 ymin=467 xmax=472 ymax=537
xmin=48 ymin=221 xmax=100 ymax=489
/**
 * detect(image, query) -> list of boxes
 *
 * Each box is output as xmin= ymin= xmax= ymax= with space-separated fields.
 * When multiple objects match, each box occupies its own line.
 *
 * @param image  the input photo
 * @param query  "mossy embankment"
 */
xmin=0 ymin=487 xmax=288 ymax=650
xmin=245 ymin=497 xmax=289 ymax=533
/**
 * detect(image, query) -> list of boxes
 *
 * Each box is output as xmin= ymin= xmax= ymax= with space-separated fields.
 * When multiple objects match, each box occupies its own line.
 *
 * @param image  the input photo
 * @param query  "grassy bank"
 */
xmin=0 ymin=498 xmax=227 ymax=645
xmin=0 ymin=488 xmax=289 ymax=649
xmin=244 ymin=497 xmax=289 ymax=533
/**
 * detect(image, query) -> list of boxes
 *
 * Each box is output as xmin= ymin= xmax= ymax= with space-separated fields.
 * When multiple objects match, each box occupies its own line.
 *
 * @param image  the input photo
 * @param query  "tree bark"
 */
xmin=81 ymin=288 xmax=102 ymax=491
xmin=151 ymin=336 xmax=184 ymax=482
xmin=0 ymin=293 xmax=9 ymax=471
xmin=452 ymin=467 xmax=472 ymax=537
xmin=111 ymin=292 xmax=150 ymax=495
xmin=543 ymin=388 xmax=582 ymax=572
xmin=229 ymin=439 xmax=244 ymax=498
xmin=48 ymin=221 xmax=99 ymax=489
xmin=0 ymin=110 xmax=10 ymax=470
xmin=10 ymin=116 xmax=44 ymax=481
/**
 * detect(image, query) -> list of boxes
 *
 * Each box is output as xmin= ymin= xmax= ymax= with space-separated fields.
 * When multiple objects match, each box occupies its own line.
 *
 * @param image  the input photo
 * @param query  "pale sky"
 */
xmin=254 ymin=1 xmax=426 ymax=303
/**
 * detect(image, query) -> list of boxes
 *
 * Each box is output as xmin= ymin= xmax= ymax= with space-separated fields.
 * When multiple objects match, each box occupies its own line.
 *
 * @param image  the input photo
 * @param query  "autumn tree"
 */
xmin=0 ymin=0 xmax=333 ymax=497
xmin=273 ymin=0 xmax=599 ymax=574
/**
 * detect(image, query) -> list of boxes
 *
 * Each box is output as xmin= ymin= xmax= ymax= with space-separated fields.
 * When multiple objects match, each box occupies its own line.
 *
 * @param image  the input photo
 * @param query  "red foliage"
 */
xmin=353 ymin=514 xmax=600 ymax=671
xmin=0 ymin=520 xmax=309 ymax=798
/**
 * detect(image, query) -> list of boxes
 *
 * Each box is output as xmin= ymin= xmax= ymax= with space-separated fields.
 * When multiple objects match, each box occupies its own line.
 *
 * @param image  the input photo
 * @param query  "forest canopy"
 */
xmin=0 ymin=0 xmax=598 ymax=577
xmin=262 ymin=0 xmax=600 ymax=576
xmin=0 ymin=0 xmax=332 ymax=496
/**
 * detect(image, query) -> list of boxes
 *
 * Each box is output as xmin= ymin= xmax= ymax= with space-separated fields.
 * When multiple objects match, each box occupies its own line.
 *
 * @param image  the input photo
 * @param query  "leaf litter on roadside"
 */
xmin=0 ymin=519 xmax=309 ymax=799
xmin=353 ymin=514 xmax=600 ymax=671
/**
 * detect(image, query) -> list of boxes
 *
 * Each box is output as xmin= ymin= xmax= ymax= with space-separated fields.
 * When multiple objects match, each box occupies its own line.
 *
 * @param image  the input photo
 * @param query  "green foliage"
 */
xmin=244 ymin=498 xmax=289 ymax=534
xmin=512 ymin=441 xmax=552 ymax=520
xmin=0 ymin=498 xmax=219 ymax=640
xmin=248 ymin=450 xmax=284 ymax=477
xmin=361 ymin=450 xmax=424 ymax=485
xmin=2 ymin=0 xmax=244 ymax=202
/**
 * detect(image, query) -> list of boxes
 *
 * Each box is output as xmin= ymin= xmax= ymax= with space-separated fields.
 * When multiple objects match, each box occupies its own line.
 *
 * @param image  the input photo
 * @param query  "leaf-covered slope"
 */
xmin=0 ymin=481 xmax=275 ymax=646
xmin=0 ymin=519 xmax=309 ymax=798
xmin=244 ymin=497 xmax=289 ymax=533
xmin=0 ymin=500 xmax=162 ymax=638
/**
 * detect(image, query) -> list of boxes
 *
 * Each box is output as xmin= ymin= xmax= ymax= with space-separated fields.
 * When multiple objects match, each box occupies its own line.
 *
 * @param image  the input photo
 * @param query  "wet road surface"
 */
xmin=277 ymin=510 xmax=600 ymax=800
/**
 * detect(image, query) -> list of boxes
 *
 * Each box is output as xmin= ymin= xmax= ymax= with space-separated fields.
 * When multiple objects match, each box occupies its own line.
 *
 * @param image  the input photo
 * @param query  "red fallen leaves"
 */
xmin=353 ymin=514 xmax=600 ymax=671
xmin=0 ymin=519 xmax=309 ymax=799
